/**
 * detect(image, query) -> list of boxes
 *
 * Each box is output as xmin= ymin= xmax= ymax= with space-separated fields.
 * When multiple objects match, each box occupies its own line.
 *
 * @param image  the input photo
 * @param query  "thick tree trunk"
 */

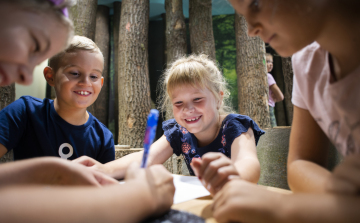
xmin=0 ymin=84 xmax=15 ymax=163
xmin=282 ymin=57 xmax=294 ymax=125
xmin=91 ymin=5 xmax=110 ymax=126
xmin=165 ymin=0 xmax=187 ymax=65
xmin=69 ymin=0 xmax=97 ymax=40
xmin=189 ymin=0 xmax=216 ymax=60
xmin=118 ymin=0 xmax=151 ymax=147
xmin=235 ymin=14 xmax=270 ymax=129
xmin=112 ymin=1 xmax=121 ymax=144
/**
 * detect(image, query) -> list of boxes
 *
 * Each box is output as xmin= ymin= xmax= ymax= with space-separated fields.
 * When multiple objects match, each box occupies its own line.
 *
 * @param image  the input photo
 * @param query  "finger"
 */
xmin=210 ymin=166 xmax=239 ymax=192
xmin=199 ymin=153 xmax=222 ymax=177
xmin=190 ymin=159 xmax=202 ymax=178
xmin=72 ymin=156 xmax=97 ymax=167
xmin=94 ymin=172 xmax=119 ymax=186
xmin=202 ymin=157 xmax=230 ymax=186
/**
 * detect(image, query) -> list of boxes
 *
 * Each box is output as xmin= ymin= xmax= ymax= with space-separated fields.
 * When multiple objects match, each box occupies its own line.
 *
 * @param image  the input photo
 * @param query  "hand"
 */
xmin=191 ymin=152 xmax=239 ymax=195
xmin=50 ymin=159 xmax=118 ymax=187
xmin=326 ymin=154 xmax=360 ymax=195
xmin=212 ymin=179 xmax=282 ymax=223
xmin=72 ymin=156 xmax=110 ymax=175
xmin=125 ymin=162 xmax=175 ymax=217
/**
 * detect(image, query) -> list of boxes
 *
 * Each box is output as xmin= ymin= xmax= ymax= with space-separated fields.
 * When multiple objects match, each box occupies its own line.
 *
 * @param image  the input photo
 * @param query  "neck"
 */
xmin=53 ymin=98 xmax=89 ymax=126
xmin=195 ymin=114 xmax=225 ymax=147
xmin=317 ymin=5 xmax=360 ymax=80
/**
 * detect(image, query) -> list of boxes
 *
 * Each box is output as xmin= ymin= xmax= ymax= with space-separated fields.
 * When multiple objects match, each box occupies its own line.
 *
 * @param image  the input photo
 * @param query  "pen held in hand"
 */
xmin=141 ymin=109 xmax=159 ymax=168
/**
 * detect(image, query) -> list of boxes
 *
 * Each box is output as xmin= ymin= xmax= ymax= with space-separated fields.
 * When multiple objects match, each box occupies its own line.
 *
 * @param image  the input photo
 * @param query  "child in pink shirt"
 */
xmin=211 ymin=0 xmax=360 ymax=222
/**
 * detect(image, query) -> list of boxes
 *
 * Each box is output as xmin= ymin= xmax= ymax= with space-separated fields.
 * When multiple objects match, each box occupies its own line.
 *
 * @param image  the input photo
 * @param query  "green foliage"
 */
xmin=213 ymin=14 xmax=238 ymax=111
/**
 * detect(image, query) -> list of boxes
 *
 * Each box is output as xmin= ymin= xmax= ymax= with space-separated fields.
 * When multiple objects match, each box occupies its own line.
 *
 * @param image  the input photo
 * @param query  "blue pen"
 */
xmin=141 ymin=109 xmax=159 ymax=168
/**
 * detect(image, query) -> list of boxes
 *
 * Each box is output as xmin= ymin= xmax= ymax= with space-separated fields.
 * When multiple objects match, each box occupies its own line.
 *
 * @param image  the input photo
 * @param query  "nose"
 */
xmin=78 ymin=75 xmax=91 ymax=86
xmin=247 ymin=23 xmax=262 ymax=37
xmin=17 ymin=65 xmax=34 ymax=86
xmin=183 ymin=104 xmax=195 ymax=113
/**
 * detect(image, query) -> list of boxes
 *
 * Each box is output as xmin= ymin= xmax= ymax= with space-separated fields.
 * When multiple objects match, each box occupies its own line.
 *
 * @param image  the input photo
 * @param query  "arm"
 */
xmin=73 ymin=135 xmax=174 ymax=179
xmin=0 ymin=163 xmax=175 ymax=223
xmin=0 ymin=157 xmax=118 ymax=187
xmin=0 ymin=144 xmax=7 ymax=158
xmin=212 ymin=179 xmax=360 ymax=223
xmin=191 ymin=128 xmax=260 ymax=195
xmin=287 ymin=106 xmax=331 ymax=193
xmin=270 ymin=84 xmax=284 ymax=102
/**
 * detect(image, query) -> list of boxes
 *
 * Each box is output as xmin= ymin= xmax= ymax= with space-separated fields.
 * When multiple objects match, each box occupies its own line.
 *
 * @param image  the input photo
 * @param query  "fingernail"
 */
xmin=198 ymin=176 xmax=202 ymax=180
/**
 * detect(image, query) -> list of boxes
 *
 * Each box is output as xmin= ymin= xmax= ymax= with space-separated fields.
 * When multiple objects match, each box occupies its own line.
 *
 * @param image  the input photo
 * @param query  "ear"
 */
xmin=101 ymin=77 xmax=104 ymax=87
xmin=217 ymin=91 xmax=224 ymax=109
xmin=44 ymin=66 xmax=55 ymax=87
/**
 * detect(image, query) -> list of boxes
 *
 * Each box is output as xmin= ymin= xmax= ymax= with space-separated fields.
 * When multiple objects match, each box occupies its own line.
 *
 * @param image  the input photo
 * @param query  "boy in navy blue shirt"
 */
xmin=0 ymin=35 xmax=114 ymax=163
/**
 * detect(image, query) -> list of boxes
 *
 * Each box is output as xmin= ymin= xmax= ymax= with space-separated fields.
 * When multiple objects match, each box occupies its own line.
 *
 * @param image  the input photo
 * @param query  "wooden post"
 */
xmin=235 ymin=13 xmax=270 ymax=129
xmin=93 ymin=5 xmax=110 ymax=126
xmin=189 ymin=0 xmax=216 ymax=60
xmin=69 ymin=0 xmax=97 ymax=40
xmin=0 ymin=84 xmax=15 ymax=163
xmin=117 ymin=0 xmax=151 ymax=147
xmin=282 ymin=57 xmax=294 ymax=125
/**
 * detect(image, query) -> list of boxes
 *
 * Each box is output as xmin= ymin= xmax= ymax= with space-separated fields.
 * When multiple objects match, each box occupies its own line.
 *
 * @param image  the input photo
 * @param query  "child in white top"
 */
xmin=211 ymin=0 xmax=360 ymax=222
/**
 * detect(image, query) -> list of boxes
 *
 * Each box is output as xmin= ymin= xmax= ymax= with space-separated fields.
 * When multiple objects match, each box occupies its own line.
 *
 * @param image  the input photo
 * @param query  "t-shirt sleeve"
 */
xmin=162 ymin=119 xmax=182 ymax=156
xmin=224 ymin=115 xmax=265 ymax=151
xmin=0 ymin=98 xmax=28 ymax=152
xmin=97 ymin=129 xmax=115 ymax=164
xmin=267 ymin=73 xmax=276 ymax=87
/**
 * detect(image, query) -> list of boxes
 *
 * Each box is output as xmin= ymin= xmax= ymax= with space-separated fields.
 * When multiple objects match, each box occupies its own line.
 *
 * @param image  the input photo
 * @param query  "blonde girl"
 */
xmin=75 ymin=54 xmax=264 ymax=195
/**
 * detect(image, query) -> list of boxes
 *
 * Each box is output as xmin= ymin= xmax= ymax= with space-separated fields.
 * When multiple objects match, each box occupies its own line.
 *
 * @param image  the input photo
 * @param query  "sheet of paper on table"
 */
xmin=173 ymin=174 xmax=210 ymax=204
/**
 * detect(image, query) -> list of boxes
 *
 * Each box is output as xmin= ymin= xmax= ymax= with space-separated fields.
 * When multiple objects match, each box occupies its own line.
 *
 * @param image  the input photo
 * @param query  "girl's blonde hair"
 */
xmin=158 ymin=54 xmax=233 ymax=118
xmin=4 ymin=0 xmax=75 ymax=48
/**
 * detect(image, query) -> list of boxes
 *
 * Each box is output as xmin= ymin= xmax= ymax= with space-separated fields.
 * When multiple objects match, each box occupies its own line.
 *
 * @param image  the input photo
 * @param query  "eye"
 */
xmin=90 ymin=75 xmax=99 ymax=80
xmin=193 ymin=98 xmax=203 ymax=102
xmin=32 ymin=36 xmax=41 ymax=53
xmin=174 ymin=101 xmax=183 ymax=106
xmin=249 ymin=0 xmax=260 ymax=12
xmin=70 ymin=72 xmax=80 ymax=76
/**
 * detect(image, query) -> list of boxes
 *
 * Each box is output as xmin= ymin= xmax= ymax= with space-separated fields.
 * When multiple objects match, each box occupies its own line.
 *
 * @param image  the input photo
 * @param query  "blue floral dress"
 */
xmin=163 ymin=114 xmax=265 ymax=175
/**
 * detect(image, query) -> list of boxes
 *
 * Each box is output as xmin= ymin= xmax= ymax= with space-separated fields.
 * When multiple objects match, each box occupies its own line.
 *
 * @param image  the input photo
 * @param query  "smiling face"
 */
xmin=0 ymin=4 xmax=68 ymax=86
xmin=51 ymin=50 xmax=104 ymax=110
xmin=171 ymin=84 xmax=221 ymax=138
xmin=266 ymin=55 xmax=273 ymax=72
xmin=229 ymin=0 xmax=326 ymax=56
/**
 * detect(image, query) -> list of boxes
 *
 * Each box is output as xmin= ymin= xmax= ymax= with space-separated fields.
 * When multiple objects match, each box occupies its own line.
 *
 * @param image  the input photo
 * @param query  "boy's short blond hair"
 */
xmin=265 ymin=53 xmax=273 ymax=59
xmin=49 ymin=35 xmax=104 ymax=73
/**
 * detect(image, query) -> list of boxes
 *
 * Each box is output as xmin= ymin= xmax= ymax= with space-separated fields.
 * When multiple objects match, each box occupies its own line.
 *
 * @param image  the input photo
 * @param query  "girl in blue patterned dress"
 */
xmin=75 ymin=54 xmax=265 ymax=195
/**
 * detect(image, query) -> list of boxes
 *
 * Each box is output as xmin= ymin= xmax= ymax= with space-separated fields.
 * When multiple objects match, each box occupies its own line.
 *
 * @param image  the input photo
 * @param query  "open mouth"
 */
xmin=74 ymin=91 xmax=91 ymax=96
xmin=184 ymin=116 xmax=201 ymax=123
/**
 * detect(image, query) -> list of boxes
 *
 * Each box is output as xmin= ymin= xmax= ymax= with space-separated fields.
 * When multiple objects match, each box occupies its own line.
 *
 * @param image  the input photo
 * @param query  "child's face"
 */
xmin=229 ymin=0 xmax=325 ymax=56
xmin=266 ymin=55 xmax=273 ymax=72
xmin=52 ymin=50 xmax=104 ymax=110
xmin=170 ymin=84 xmax=221 ymax=136
xmin=0 ymin=4 xmax=68 ymax=86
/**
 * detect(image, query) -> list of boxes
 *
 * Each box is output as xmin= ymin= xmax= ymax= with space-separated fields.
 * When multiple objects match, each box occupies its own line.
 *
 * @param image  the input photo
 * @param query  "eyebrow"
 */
xmin=63 ymin=65 xmax=103 ymax=74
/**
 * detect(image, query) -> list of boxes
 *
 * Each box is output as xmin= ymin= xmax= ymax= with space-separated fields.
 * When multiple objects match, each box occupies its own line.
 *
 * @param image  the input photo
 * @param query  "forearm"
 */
xmin=275 ymin=193 xmax=360 ymax=223
xmin=234 ymin=157 xmax=260 ymax=184
xmin=0 ymin=183 xmax=155 ymax=223
xmin=288 ymin=159 xmax=331 ymax=193
xmin=0 ymin=157 xmax=67 ymax=187
xmin=104 ymin=151 xmax=144 ymax=179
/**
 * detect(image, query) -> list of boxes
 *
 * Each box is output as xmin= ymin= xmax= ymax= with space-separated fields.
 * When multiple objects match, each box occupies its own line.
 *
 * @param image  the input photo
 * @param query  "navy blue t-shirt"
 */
xmin=163 ymin=114 xmax=265 ymax=175
xmin=0 ymin=96 xmax=115 ymax=163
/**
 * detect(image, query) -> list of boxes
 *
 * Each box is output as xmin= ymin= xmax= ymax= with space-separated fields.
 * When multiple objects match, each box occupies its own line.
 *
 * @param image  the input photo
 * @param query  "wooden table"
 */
xmin=172 ymin=186 xmax=292 ymax=223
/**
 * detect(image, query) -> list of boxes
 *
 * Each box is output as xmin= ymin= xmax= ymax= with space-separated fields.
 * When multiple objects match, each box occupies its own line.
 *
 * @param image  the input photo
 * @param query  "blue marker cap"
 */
xmin=141 ymin=109 xmax=159 ymax=168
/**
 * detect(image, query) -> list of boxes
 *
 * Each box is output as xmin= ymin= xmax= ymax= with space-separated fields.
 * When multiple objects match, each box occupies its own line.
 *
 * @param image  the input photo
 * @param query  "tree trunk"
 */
xmin=235 ymin=13 xmax=270 ymax=129
xmin=91 ymin=5 xmax=110 ymax=126
xmin=189 ymin=0 xmax=216 ymax=60
xmin=112 ymin=1 xmax=121 ymax=144
xmin=69 ymin=0 xmax=97 ymax=40
xmin=164 ymin=0 xmax=187 ymax=120
xmin=118 ymin=0 xmax=151 ymax=147
xmin=0 ymin=84 xmax=15 ymax=163
xmin=282 ymin=57 xmax=294 ymax=125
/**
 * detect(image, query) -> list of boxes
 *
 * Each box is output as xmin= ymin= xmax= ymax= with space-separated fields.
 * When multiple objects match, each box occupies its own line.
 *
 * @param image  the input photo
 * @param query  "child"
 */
xmin=266 ymin=53 xmax=284 ymax=127
xmin=74 ymin=54 xmax=264 ymax=195
xmin=0 ymin=35 xmax=115 ymax=163
xmin=211 ymin=0 xmax=360 ymax=222
xmin=0 ymin=1 xmax=175 ymax=222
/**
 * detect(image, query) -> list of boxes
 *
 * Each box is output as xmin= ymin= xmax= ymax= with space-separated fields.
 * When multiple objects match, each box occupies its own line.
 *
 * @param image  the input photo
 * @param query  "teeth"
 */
xmin=186 ymin=117 xmax=199 ymax=121
xmin=77 ymin=91 xmax=90 ymax=95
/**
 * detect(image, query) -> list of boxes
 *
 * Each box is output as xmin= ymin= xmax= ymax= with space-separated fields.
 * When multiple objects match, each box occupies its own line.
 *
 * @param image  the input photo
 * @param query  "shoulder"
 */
xmin=162 ymin=118 xmax=179 ymax=131
xmin=267 ymin=73 xmax=276 ymax=86
xmin=88 ymin=114 xmax=112 ymax=134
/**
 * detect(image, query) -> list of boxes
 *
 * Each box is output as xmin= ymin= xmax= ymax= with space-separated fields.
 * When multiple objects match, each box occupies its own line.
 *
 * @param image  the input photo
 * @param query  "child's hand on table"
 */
xmin=212 ymin=179 xmax=283 ymax=223
xmin=73 ymin=155 xmax=109 ymax=174
xmin=191 ymin=152 xmax=240 ymax=195
xmin=326 ymin=154 xmax=360 ymax=195
xmin=125 ymin=162 xmax=175 ymax=217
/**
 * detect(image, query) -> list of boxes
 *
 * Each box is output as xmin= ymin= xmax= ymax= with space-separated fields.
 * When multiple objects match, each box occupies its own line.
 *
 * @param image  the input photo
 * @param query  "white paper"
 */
xmin=172 ymin=174 xmax=210 ymax=204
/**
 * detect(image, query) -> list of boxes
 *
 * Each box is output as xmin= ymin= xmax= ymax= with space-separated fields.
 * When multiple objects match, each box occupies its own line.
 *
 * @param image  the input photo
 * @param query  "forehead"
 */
xmin=61 ymin=50 xmax=104 ymax=69
xmin=170 ymin=84 xmax=212 ymax=99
